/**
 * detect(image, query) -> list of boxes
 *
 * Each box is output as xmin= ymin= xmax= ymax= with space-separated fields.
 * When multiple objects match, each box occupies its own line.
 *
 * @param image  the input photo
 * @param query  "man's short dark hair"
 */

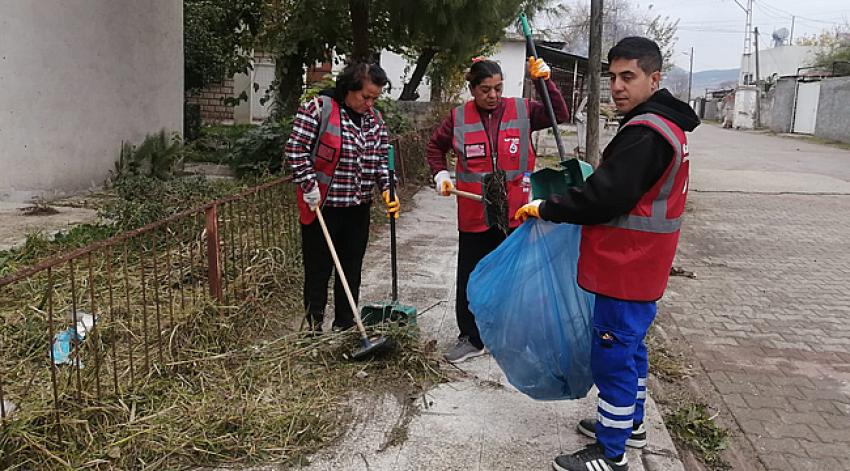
xmin=608 ymin=37 xmax=663 ymax=74
xmin=334 ymin=63 xmax=389 ymax=102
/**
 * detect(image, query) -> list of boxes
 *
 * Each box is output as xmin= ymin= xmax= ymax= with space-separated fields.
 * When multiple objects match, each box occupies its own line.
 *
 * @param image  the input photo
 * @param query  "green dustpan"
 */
xmin=361 ymin=145 xmax=417 ymax=327
xmin=530 ymin=158 xmax=594 ymax=200
xmin=361 ymin=302 xmax=418 ymax=326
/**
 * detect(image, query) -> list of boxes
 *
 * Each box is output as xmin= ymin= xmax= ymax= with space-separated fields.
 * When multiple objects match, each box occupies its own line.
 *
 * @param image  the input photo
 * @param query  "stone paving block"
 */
xmin=743 ymin=394 xmax=791 ymax=410
xmin=779 ymin=411 xmax=828 ymax=427
xmin=800 ymin=440 xmax=850 ymax=459
xmin=812 ymin=426 xmax=850 ymax=445
xmin=761 ymin=453 xmax=843 ymax=471
xmin=751 ymin=437 xmax=807 ymax=456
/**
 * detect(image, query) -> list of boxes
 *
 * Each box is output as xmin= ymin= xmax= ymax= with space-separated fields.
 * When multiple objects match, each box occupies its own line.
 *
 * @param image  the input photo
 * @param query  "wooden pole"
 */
xmin=587 ymin=0 xmax=604 ymax=167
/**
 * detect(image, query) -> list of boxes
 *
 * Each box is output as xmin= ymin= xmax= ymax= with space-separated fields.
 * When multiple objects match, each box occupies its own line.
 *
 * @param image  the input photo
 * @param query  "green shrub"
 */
xmin=184 ymin=102 xmax=202 ymax=141
xmin=226 ymin=118 xmax=293 ymax=176
xmin=184 ymin=124 xmax=255 ymax=164
xmin=375 ymin=97 xmax=413 ymax=134
xmin=114 ymin=130 xmax=184 ymax=180
xmin=100 ymin=175 xmax=241 ymax=230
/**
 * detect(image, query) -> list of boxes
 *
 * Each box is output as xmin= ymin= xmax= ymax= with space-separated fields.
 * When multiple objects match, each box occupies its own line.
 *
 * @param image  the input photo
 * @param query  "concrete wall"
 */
xmin=733 ymin=87 xmax=757 ymax=129
xmin=0 ymin=1 xmax=183 ymax=202
xmin=703 ymin=99 xmax=720 ymax=121
xmin=768 ymin=77 xmax=797 ymax=134
xmin=815 ymin=76 xmax=850 ymax=144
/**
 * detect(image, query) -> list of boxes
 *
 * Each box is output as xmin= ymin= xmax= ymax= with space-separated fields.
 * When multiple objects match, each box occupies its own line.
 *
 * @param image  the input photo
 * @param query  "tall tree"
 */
xmin=548 ymin=0 xmax=679 ymax=71
xmin=184 ymin=0 xmax=264 ymax=92
xmin=392 ymin=0 xmax=550 ymax=101
xmin=797 ymin=23 xmax=850 ymax=74
xmin=259 ymin=0 xmax=351 ymax=118
xmin=349 ymin=0 xmax=372 ymax=62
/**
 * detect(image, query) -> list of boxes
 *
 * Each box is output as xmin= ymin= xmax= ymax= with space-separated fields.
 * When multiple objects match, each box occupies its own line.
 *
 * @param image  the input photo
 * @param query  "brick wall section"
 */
xmin=186 ymin=78 xmax=235 ymax=123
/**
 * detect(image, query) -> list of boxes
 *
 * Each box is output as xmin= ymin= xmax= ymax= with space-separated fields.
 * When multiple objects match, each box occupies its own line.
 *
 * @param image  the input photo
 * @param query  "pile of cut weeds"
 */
xmin=0 ymin=249 xmax=443 ymax=469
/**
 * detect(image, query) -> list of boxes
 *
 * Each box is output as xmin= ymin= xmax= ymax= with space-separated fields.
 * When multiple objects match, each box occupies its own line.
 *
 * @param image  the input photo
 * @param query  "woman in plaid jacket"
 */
xmin=285 ymin=63 xmax=399 ymax=332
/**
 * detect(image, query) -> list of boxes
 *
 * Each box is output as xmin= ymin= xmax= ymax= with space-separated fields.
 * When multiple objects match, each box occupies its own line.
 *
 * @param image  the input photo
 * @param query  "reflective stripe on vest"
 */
xmin=309 ymin=95 xmax=341 ymax=186
xmin=453 ymin=97 xmax=530 ymax=182
xmin=604 ymin=113 xmax=684 ymax=234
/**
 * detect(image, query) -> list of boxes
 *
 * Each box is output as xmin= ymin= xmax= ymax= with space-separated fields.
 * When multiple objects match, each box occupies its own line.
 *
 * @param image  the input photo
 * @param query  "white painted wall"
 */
xmin=466 ymin=39 xmax=527 ymax=101
xmin=380 ymin=50 xmax=432 ymax=101
xmin=739 ymin=45 xmax=823 ymax=85
xmin=379 ymin=38 xmax=529 ymax=102
xmin=0 ymin=1 xmax=184 ymax=202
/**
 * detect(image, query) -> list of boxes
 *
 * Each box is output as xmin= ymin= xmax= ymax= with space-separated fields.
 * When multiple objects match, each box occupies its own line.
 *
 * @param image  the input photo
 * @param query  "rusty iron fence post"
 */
xmin=205 ymin=204 xmax=223 ymax=302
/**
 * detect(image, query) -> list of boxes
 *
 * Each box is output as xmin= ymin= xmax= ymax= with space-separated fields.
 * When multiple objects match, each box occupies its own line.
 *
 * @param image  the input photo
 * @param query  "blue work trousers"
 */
xmin=591 ymin=294 xmax=656 ymax=458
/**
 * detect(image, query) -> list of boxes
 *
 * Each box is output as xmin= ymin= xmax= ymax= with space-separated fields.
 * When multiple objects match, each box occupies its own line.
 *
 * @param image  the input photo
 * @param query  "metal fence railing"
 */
xmin=0 ymin=177 xmax=301 ymax=440
xmin=0 ymin=127 xmax=432 ymax=441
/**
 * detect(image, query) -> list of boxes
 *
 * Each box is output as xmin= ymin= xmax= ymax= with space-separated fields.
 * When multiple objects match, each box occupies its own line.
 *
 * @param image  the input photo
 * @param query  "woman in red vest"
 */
xmin=426 ymin=57 xmax=569 ymax=363
xmin=285 ymin=63 xmax=400 ymax=332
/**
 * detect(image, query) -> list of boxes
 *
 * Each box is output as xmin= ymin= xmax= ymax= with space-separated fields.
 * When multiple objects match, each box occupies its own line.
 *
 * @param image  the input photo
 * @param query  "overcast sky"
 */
xmin=642 ymin=0 xmax=849 ymax=72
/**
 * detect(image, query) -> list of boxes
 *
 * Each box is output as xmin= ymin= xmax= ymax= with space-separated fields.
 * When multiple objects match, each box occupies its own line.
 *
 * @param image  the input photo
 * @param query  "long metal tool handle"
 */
xmin=520 ymin=13 xmax=567 ymax=161
xmin=388 ymin=145 xmax=398 ymax=302
xmin=314 ymin=206 xmax=369 ymax=340
xmin=449 ymin=188 xmax=484 ymax=202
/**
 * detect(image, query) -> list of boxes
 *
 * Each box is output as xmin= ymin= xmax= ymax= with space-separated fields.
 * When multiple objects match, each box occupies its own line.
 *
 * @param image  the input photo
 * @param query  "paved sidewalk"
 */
xmin=301 ymin=189 xmax=684 ymax=471
xmin=663 ymin=125 xmax=850 ymax=470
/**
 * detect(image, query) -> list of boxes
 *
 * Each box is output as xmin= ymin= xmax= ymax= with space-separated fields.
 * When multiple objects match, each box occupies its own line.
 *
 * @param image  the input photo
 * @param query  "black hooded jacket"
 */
xmin=539 ymin=89 xmax=700 ymax=225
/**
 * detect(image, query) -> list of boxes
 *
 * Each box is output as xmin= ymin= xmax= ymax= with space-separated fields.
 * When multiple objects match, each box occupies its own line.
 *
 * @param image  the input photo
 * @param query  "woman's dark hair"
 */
xmin=608 ymin=37 xmax=663 ymax=74
xmin=334 ymin=63 xmax=389 ymax=102
xmin=465 ymin=60 xmax=503 ymax=88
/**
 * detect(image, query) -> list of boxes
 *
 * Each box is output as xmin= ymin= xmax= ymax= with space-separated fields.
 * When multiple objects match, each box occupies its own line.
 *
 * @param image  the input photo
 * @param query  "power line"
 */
xmin=754 ymin=0 xmax=848 ymax=25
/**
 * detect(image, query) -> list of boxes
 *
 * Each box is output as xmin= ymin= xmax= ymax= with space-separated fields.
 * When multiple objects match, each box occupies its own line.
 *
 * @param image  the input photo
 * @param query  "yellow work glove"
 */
xmin=528 ymin=57 xmax=551 ymax=80
xmin=514 ymin=199 xmax=543 ymax=223
xmin=433 ymin=170 xmax=454 ymax=196
xmin=383 ymin=190 xmax=400 ymax=219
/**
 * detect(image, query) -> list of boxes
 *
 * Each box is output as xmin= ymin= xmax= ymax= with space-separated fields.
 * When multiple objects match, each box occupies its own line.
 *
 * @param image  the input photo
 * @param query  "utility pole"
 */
xmin=687 ymin=47 xmax=694 ymax=104
xmin=754 ymin=27 xmax=761 ymax=128
xmin=613 ymin=1 xmax=619 ymax=44
xmin=790 ymin=16 xmax=796 ymax=44
xmin=735 ymin=0 xmax=754 ymax=83
xmin=743 ymin=0 xmax=753 ymax=54
xmin=587 ymin=0 xmax=603 ymax=167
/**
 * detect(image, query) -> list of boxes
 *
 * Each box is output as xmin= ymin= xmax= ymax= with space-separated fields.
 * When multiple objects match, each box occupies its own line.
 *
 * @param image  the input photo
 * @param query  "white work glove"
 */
xmin=433 ymin=170 xmax=454 ymax=196
xmin=303 ymin=185 xmax=321 ymax=210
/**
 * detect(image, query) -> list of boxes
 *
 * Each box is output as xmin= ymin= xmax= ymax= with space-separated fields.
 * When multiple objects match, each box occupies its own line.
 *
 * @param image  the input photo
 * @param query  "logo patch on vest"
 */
xmin=316 ymin=142 xmax=337 ymax=162
xmin=504 ymin=137 xmax=520 ymax=155
xmin=464 ymin=143 xmax=486 ymax=159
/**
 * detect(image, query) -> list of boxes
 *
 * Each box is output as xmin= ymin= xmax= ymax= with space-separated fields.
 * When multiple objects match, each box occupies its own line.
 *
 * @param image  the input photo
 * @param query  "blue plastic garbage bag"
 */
xmin=468 ymin=219 xmax=594 ymax=400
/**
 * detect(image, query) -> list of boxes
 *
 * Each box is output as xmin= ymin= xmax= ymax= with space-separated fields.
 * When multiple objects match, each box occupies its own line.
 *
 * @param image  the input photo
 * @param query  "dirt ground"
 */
xmin=0 ymin=196 xmax=101 ymax=251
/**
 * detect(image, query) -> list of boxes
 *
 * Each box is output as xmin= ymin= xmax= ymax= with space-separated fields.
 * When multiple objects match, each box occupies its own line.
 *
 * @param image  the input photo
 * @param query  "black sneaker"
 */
xmin=577 ymin=418 xmax=647 ymax=448
xmin=552 ymin=443 xmax=628 ymax=471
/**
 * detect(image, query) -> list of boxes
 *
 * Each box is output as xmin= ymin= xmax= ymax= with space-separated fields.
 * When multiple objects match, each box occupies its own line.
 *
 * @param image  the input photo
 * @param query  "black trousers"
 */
xmin=300 ymin=204 xmax=371 ymax=329
xmin=456 ymin=227 xmax=509 ymax=349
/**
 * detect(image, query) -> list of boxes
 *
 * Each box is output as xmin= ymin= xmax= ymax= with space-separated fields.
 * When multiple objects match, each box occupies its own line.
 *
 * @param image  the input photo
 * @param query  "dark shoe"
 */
xmin=305 ymin=312 xmax=324 ymax=334
xmin=577 ymin=418 xmax=647 ymax=448
xmin=552 ymin=443 xmax=628 ymax=471
xmin=332 ymin=322 xmax=354 ymax=332
xmin=443 ymin=337 xmax=486 ymax=363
